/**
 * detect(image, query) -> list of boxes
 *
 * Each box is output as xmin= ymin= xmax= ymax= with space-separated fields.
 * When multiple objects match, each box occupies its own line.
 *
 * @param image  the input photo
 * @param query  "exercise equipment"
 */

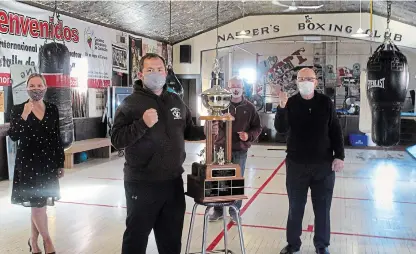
xmin=366 ymin=0 xmax=409 ymax=146
xmin=39 ymin=42 xmax=74 ymax=150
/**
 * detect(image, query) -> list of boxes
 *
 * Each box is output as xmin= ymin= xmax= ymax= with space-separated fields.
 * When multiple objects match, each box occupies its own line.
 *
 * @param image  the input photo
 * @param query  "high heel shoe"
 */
xmin=28 ymin=238 xmax=42 ymax=254
xmin=43 ymin=241 xmax=56 ymax=254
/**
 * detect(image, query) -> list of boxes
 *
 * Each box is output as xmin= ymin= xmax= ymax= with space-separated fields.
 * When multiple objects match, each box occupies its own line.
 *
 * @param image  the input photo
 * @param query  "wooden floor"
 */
xmin=1 ymin=143 xmax=416 ymax=254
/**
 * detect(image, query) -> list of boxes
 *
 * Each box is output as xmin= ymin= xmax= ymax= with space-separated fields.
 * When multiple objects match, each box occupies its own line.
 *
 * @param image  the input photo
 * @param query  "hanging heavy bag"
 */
xmin=367 ymin=42 xmax=409 ymax=146
xmin=39 ymin=42 xmax=74 ymax=150
xmin=166 ymin=66 xmax=184 ymax=99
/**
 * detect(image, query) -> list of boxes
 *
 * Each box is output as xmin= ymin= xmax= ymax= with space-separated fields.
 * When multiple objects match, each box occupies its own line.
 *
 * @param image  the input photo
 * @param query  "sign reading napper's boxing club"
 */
xmin=218 ymin=14 xmax=404 ymax=44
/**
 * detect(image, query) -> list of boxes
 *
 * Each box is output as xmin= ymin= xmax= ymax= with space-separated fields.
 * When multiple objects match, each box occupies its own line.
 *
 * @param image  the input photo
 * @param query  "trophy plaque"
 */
xmin=186 ymin=69 xmax=248 ymax=203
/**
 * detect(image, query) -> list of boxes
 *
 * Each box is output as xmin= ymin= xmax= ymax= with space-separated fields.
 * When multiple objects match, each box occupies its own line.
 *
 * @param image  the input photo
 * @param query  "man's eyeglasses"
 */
xmin=297 ymin=77 xmax=316 ymax=82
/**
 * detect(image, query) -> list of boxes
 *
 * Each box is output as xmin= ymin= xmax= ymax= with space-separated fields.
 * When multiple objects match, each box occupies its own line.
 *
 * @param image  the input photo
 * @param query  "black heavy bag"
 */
xmin=166 ymin=66 xmax=184 ymax=99
xmin=367 ymin=43 xmax=409 ymax=146
xmin=39 ymin=42 xmax=74 ymax=150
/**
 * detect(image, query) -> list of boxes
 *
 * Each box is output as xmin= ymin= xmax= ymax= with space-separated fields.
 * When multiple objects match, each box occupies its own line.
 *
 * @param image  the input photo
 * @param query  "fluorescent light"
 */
xmin=239 ymin=68 xmax=257 ymax=84
xmin=235 ymin=30 xmax=252 ymax=39
xmin=352 ymin=28 xmax=369 ymax=38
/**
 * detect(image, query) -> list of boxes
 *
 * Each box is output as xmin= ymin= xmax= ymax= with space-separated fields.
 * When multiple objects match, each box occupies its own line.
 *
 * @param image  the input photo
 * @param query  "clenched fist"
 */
xmin=22 ymin=102 xmax=33 ymax=121
xmin=237 ymin=131 xmax=249 ymax=141
xmin=143 ymin=108 xmax=158 ymax=128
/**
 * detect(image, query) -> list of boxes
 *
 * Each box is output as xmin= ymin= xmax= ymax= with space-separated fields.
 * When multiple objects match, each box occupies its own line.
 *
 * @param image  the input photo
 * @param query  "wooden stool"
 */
xmin=185 ymin=200 xmax=246 ymax=254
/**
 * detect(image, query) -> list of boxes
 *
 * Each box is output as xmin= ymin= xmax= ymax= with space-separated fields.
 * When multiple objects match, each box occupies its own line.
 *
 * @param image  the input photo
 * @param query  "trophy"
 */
xmin=186 ymin=62 xmax=248 ymax=203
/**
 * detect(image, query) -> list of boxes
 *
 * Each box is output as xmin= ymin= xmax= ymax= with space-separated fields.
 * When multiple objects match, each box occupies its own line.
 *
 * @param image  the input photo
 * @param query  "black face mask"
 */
xmin=27 ymin=89 xmax=46 ymax=101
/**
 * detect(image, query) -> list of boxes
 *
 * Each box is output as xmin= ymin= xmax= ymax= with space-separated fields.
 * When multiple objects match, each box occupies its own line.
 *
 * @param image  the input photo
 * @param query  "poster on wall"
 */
xmin=167 ymin=45 xmax=173 ymax=66
xmin=10 ymin=65 xmax=35 ymax=105
xmin=112 ymin=31 xmax=129 ymax=74
xmin=112 ymin=44 xmax=127 ymax=72
xmin=258 ymin=47 xmax=311 ymax=99
xmin=162 ymin=43 xmax=168 ymax=64
xmin=95 ymin=89 xmax=105 ymax=113
xmin=129 ymin=36 xmax=142 ymax=84
xmin=0 ymin=90 xmax=4 ymax=112
xmin=0 ymin=1 xmax=112 ymax=90
xmin=157 ymin=42 xmax=163 ymax=56
xmin=142 ymin=38 xmax=158 ymax=55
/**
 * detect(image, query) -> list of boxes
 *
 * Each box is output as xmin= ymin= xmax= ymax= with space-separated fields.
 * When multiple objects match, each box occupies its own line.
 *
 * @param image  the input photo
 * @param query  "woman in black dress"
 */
xmin=8 ymin=73 xmax=65 ymax=254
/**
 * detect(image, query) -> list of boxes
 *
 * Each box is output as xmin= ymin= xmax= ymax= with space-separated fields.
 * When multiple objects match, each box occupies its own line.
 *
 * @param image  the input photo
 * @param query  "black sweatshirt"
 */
xmin=111 ymin=80 xmax=206 ymax=182
xmin=274 ymin=91 xmax=345 ymax=163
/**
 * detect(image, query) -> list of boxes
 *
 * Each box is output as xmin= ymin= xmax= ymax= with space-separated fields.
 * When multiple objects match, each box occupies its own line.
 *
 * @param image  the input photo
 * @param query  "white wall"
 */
xmin=173 ymin=13 xmax=416 ymax=76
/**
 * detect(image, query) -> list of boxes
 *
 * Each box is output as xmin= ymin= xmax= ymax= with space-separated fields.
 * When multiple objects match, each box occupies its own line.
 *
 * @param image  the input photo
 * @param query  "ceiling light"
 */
xmin=235 ymin=30 xmax=252 ymax=39
xmin=352 ymin=28 xmax=369 ymax=38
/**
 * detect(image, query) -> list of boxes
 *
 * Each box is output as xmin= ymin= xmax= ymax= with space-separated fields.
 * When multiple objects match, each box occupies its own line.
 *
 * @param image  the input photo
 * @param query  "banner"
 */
xmin=0 ymin=1 xmax=113 ymax=88
xmin=129 ymin=36 xmax=142 ymax=84
xmin=10 ymin=65 xmax=36 ymax=105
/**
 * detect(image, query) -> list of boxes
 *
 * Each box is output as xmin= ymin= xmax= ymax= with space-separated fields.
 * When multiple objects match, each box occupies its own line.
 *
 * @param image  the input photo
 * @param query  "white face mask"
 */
xmin=143 ymin=72 xmax=166 ymax=91
xmin=230 ymin=88 xmax=243 ymax=98
xmin=298 ymin=81 xmax=315 ymax=96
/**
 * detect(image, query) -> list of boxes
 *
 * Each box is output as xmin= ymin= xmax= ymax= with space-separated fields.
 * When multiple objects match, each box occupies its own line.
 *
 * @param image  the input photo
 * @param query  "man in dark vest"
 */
xmin=274 ymin=68 xmax=345 ymax=254
xmin=111 ymin=53 xmax=214 ymax=254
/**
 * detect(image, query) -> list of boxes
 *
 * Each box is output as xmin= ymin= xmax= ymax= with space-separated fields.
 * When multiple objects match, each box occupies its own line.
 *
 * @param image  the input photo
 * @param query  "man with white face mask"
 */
xmin=111 ymin=53 xmax=207 ymax=254
xmin=209 ymin=76 xmax=262 ymax=222
xmin=274 ymin=68 xmax=344 ymax=254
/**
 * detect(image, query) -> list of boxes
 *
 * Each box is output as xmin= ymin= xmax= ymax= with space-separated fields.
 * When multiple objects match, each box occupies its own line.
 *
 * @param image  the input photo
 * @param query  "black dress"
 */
xmin=8 ymin=101 xmax=65 ymax=208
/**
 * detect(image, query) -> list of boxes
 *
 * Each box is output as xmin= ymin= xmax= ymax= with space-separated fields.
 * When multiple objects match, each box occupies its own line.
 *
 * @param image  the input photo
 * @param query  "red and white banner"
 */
xmin=0 ymin=1 xmax=112 ymax=88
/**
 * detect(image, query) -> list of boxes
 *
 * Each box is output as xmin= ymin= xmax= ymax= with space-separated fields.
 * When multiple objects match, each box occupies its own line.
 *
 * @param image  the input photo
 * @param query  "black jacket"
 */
xmin=215 ymin=98 xmax=262 ymax=151
xmin=111 ymin=80 xmax=206 ymax=182
xmin=274 ymin=91 xmax=345 ymax=163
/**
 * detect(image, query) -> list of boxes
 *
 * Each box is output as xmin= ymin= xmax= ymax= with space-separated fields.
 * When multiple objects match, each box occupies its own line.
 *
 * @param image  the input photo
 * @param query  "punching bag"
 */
xmin=166 ymin=66 xmax=184 ymax=99
xmin=39 ymin=42 xmax=74 ymax=150
xmin=367 ymin=42 xmax=409 ymax=146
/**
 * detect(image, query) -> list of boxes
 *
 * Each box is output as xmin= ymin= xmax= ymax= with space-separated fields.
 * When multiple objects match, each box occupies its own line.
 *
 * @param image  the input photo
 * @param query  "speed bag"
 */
xmin=366 ymin=43 xmax=409 ymax=147
xmin=39 ymin=42 xmax=74 ymax=150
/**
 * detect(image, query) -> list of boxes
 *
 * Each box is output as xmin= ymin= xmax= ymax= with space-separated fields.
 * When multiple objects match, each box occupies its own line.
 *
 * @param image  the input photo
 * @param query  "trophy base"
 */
xmin=192 ymin=162 xmax=243 ymax=180
xmin=186 ymin=174 xmax=248 ymax=203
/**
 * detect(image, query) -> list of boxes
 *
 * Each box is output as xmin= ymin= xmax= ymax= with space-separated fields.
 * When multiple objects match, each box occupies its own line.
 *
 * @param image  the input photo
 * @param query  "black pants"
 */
xmin=285 ymin=159 xmax=335 ymax=250
xmin=122 ymin=177 xmax=185 ymax=254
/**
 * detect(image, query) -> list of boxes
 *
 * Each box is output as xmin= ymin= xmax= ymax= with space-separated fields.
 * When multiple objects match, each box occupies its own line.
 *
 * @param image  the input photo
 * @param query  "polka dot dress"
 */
xmin=8 ymin=101 xmax=65 ymax=208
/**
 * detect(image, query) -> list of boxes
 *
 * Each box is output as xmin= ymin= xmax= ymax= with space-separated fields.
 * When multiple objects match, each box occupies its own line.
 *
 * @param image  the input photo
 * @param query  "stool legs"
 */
xmin=223 ymin=206 xmax=229 ymax=253
xmin=185 ymin=203 xmax=198 ymax=254
xmin=201 ymin=206 xmax=211 ymax=254
xmin=230 ymin=205 xmax=246 ymax=254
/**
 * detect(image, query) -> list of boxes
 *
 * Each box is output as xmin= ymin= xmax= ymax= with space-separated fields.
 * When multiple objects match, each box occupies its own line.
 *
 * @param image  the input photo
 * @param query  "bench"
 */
xmin=64 ymin=138 xmax=112 ymax=169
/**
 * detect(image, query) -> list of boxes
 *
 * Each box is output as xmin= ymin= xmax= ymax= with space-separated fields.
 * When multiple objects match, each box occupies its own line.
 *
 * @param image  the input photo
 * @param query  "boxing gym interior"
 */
xmin=1 ymin=0 xmax=416 ymax=253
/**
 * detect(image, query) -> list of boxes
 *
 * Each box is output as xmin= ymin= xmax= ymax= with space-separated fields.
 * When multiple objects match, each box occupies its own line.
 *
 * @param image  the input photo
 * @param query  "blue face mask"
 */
xmin=143 ymin=72 xmax=166 ymax=91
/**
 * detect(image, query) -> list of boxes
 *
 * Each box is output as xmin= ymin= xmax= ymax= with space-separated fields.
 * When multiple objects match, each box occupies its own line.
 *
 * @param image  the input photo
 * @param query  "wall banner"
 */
xmin=129 ymin=36 xmax=142 ymax=84
xmin=0 ymin=1 xmax=112 ymax=89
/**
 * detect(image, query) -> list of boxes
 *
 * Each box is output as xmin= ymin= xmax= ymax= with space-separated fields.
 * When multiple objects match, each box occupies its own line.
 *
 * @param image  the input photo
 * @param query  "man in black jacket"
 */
xmin=274 ymin=68 xmax=345 ymax=254
xmin=111 ymin=53 xmax=209 ymax=254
